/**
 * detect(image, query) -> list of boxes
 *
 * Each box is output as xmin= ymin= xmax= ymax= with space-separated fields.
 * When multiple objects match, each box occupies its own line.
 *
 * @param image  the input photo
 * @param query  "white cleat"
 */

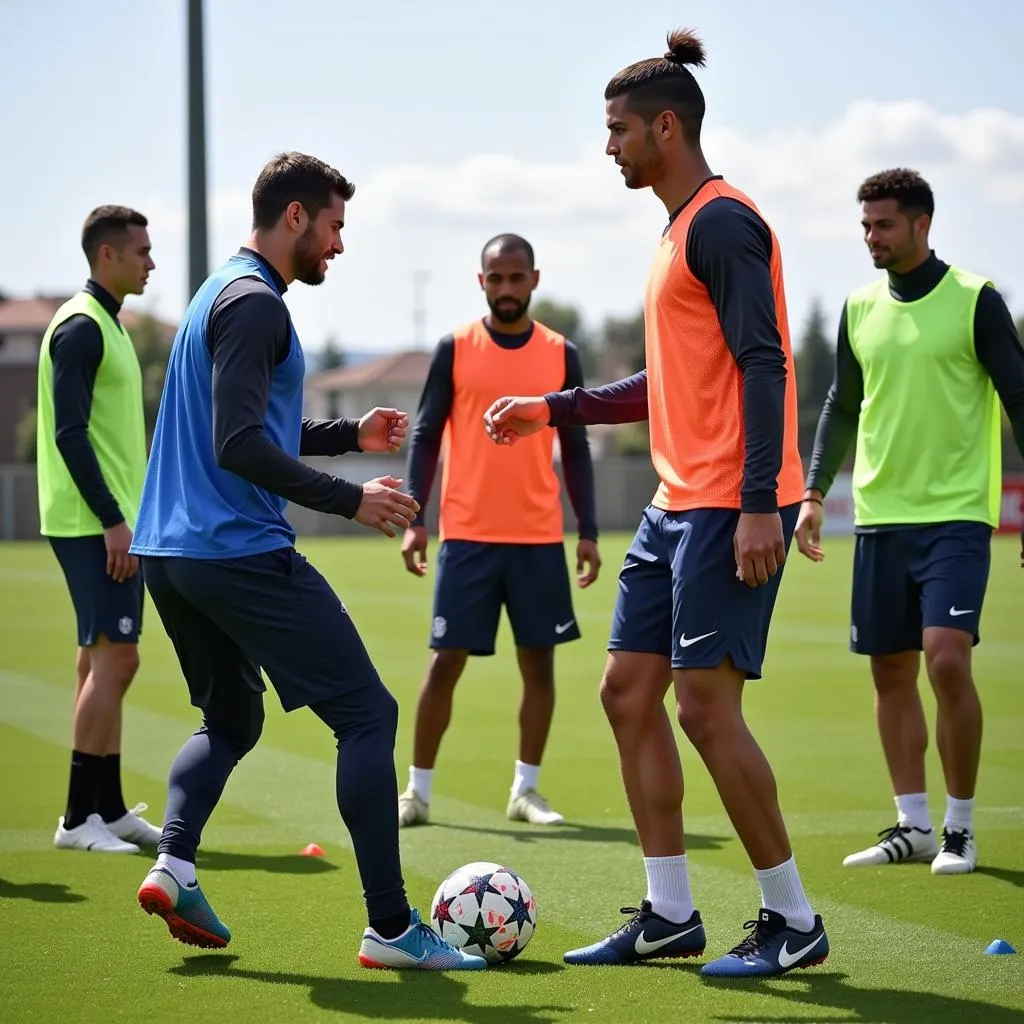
xmin=931 ymin=828 xmax=978 ymax=875
xmin=106 ymin=803 xmax=163 ymax=846
xmin=843 ymin=823 xmax=939 ymax=867
xmin=507 ymin=789 xmax=565 ymax=826
xmin=54 ymin=812 xmax=140 ymax=854
xmin=398 ymin=788 xmax=429 ymax=828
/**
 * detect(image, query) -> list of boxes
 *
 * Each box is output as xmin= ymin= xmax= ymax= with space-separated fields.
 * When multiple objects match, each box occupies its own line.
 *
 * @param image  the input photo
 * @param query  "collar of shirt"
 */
xmin=237 ymin=246 xmax=288 ymax=295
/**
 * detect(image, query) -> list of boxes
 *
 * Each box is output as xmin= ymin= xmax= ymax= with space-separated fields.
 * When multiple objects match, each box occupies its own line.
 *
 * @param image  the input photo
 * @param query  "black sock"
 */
xmin=370 ymin=908 xmax=412 ymax=940
xmin=97 ymin=754 xmax=129 ymax=822
xmin=64 ymin=751 xmax=104 ymax=830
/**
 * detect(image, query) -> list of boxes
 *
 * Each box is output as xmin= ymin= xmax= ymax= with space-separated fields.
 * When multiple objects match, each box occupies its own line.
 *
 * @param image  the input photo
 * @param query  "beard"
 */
xmin=488 ymin=295 xmax=530 ymax=324
xmin=623 ymin=131 xmax=664 ymax=190
xmin=294 ymin=223 xmax=327 ymax=286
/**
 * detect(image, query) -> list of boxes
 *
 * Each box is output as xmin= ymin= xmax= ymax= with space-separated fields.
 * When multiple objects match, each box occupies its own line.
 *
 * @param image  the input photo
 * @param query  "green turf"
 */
xmin=1 ymin=533 xmax=1021 ymax=1023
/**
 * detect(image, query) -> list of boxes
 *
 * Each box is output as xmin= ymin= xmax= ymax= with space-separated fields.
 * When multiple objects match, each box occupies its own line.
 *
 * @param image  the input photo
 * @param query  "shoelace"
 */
xmin=941 ymin=828 xmax=969 ymax=856
xmin=416 ymin=922 xmax=450 ymax=950
xmin=876 ymin=823 xmax=913 ymax=844
xmin=726 ymin=919 xmax=772 ymax=959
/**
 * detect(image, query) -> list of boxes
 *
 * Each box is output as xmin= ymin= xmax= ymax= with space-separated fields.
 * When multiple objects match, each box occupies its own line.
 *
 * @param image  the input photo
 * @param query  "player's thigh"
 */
xmin=141 ymin=555 xmax=266 ymax=726
xmin=504 ymin=542 xmax=579 ymax=649
xmin=430 ymin=540 xmax=504 ymax=656
xmin=851 ymin=529 xmax=921 ymax=656
xmin=49 ymin=535 xmax=145 ymax=647
xmin=668 ymin=504 xmax=798 ymax=680
xmin=608 ymin=507 xmax=674 ymax=660
xmin=167 ymin=547 xmax=385 ymax=713
xmin=912 ymin=522 xmax=992 ymax=646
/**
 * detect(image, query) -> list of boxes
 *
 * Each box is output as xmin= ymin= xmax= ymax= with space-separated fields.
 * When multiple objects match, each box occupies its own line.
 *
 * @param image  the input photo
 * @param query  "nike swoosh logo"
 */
xmin=555 ymin=620 xmax=575 ymax=634
xmin=949 ymin=607 xmax=974 ymax=617
xmin=679 ymin=631 xmax=717 ymax=648
xmin=634 ymin=923 xmax=702 ymax=955
xmin=777 ymin=932 xmax=824 ymax=969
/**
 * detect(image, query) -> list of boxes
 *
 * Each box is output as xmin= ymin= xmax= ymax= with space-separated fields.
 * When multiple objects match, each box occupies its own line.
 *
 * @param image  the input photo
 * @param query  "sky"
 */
xmin=3 ymin=0 xmax=1024 ymax=358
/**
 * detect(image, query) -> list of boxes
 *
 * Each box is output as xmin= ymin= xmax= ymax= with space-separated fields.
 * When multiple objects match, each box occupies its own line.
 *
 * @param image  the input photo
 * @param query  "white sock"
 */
xmin=643 ymin=855 xmax=694 ymax=924
xmin=511 ymin=761 xmax=540 ymax=798
xmin=409 ymin=766 xmax=433 ymax=804
xmin=944 ymin=795 xmax=974 ymax=834
xmin=156 ymin=852 xmax=196 ymax=887
xmin=754 ymin=856 xmax=814 ymax=933
xmin=894 ymin=792 xmax=932 ymax=832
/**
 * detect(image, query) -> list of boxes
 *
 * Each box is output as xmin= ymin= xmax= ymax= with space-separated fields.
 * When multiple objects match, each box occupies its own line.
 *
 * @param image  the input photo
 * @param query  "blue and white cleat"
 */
xmin=359 ymin=908 xmax=487 ymax=970
xmin=138 ymin=865 xmax=231 ymax=949
xmin=701 ymin=908 xmax=828 ymax=978
xmin=564 ymin=901 xmax=706 ymax=965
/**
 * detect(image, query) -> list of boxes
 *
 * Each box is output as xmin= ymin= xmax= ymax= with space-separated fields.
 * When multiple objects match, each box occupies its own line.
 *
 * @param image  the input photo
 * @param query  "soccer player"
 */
xmin=398 ymin=234 xmax=600 ymax=828
xmin=483 ymin=30 xmax=828 ymax=978
xmin=128 ymin=152 xmax=485 ymax=971
xmin=796 ymin=168 xmax=1024 ymax=875
xmin=37 ymin=205 xmax=162 ymax=854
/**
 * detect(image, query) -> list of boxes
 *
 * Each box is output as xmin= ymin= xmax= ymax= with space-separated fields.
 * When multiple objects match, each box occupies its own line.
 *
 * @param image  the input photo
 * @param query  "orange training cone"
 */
xmin=301 ymin=843 xmax=325 ymax=857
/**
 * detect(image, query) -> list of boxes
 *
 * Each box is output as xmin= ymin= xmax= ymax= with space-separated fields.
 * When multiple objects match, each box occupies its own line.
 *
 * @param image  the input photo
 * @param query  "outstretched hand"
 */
xmin=483 ymin=396 xmax=550 ymax=446
xmin=358 ymin=407 xmax=409 ymax=454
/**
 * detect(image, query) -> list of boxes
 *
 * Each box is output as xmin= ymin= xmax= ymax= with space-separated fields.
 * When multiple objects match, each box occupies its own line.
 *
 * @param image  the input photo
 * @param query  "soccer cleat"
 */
xmin=137 ymin=865 xmax=231 ymax=949
xmin=398 ymin=788 xmax=429 ymax=827
xmin=842 ymin=823 xmax=939 ymax=866
xmin=700 ymin=908 xmax=828 ymax=978
xmin=563 ymin=901 xmax=705 ymax=965
xmin=931 ymin=827 xmax=977 ymax=875
xmin=54 ymin=813 xmax=140 ymax=854
xmin=507 ymin=789 xmax=565 ymax=826
xmin=106 ymin=802 xmax=163 ymax=846
xmin=358 ymin=908 xmax=487 ymax=970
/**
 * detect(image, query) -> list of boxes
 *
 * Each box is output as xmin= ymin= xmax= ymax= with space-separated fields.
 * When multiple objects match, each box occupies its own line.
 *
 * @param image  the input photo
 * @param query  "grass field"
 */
xmin=1 ymin=532 xmax=1021 ymax=1024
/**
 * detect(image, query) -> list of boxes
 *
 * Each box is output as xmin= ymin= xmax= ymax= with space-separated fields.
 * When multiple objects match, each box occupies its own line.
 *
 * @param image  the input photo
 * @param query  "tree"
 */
xmin=531 ymin=297 xmax=598 ymax=378
xmin=794 ymin=298 xmax=835 ymax=450
xmin=600 ymin=309 xmax=646 ymax=376
xmin=15 ymin=407 xmax=36 ymax=463
xmin=129 ymin=312 xmax=173 ymax=443
xmin=319 ymin=335 xmax=346 ymax=371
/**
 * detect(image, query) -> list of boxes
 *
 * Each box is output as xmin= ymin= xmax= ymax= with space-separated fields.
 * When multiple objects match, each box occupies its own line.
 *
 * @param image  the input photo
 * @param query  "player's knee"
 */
xmin=426 ymin=649 xmax=467 ymax=689
xmin=870 ymin=653 xmax=919 ymax=696
xmin=599 ymin=671 xmax=646 ymax=727
xmin=925 ymin=645 xmax=972 ymax=698
xmin=91 ymin=640 xmax=140 ymax=692
xmin=205 ymin=699 xmax=264 ymax=757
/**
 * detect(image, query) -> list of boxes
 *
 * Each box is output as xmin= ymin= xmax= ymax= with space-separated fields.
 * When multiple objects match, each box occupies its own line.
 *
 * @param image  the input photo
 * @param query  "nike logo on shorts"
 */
xmin=555 ymin=620 xmax=575 ymax=634
xmin=949 ymin=606 xmax=974 ymax=617
xmin=679 ymin=631 xmax=717 ymax=648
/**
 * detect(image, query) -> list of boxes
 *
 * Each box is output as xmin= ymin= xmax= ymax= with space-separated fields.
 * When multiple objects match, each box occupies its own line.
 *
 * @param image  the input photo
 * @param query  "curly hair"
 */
xmin=857 ymin=169 xmax=934 ymax=218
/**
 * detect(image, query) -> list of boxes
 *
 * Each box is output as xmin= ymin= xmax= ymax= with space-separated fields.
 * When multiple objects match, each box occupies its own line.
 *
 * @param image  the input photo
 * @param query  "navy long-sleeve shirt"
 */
xmin=405 ymin=325 xmax=599 ymax=540
xmin=48 ymin=279 xmax=129 ymax=528
xmin=206 ymin=248 xmax=365 ymax=518
xmin=806 ymin=252 xmax=1024 ymax=498
xmin=546 ymin=190 xmax=789 ymax=514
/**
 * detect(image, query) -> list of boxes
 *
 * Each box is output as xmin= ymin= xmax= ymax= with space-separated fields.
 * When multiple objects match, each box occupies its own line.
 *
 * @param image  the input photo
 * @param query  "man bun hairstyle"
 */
xmin=857 ymin=168 xmax=935 ymax=219
xmin=81 ymin=205 xmax=148 ymax=266
xmin=251 ymin=151 xmax=355 ymax=231
xmin=605 ymin=28 xmax=707 ymax=143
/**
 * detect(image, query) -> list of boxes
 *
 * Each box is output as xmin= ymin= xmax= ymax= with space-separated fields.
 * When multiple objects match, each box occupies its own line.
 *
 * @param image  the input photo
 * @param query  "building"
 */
xmin=304 ymin=350 xmax=433 ymax=421
xmin=0 ymin=293 xmax=176 ymax=464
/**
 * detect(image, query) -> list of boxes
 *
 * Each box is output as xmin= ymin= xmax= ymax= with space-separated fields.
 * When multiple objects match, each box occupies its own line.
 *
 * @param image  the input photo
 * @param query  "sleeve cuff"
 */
xmin=339 ymin=418 xmax=362 ymax=454
xmin=333 ymin=479 xmax=365 ymax=519
xmin=740 ymin=490 xmax=779 ymax=514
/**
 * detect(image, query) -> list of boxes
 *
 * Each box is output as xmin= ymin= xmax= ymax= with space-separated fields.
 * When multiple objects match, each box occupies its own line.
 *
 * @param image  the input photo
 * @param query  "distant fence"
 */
xmin=3 ymin=461 xmax=1022 ymax=541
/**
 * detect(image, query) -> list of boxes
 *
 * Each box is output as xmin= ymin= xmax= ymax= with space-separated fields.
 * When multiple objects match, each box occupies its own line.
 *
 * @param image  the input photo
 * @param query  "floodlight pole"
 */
xmin=187 ymin=0 xmax=209 ymax=299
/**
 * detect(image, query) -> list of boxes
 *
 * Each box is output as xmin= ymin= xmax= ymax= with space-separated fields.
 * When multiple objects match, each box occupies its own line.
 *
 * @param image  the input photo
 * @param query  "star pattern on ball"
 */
xmin=503 ymin=888 xmax=532 ymax=928
xmin=459 ymin=872 xmax=502 ymax=908
xmin=460 ymin=911 xmax=501 ymax=952
xmin=432 ymin=897 xmax=455 ymax=932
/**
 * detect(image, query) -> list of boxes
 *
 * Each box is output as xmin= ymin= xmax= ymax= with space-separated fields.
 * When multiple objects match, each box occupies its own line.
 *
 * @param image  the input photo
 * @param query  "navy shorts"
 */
xmin=430 ymin=540 xmax=579 ymax=656
xmin=141 ymin=547 xmax=382 ymax=713
xmin=850 ymin=522 xmax=993 ymax=655
xmin=49 ymin=534 xmax=144 ymax=646
xmin=608 ymin=504 xmax=799 ymax=678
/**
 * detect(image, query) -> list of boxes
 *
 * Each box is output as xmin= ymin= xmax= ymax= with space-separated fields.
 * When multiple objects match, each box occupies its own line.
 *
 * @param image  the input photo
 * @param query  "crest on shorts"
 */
xmin=118 ymin=616 xmax=133 ymax=635
xmin=432 ymin=616 xmax=447 ymax=639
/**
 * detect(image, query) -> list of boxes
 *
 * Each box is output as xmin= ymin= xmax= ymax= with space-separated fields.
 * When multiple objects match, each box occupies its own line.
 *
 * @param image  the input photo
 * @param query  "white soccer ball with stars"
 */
xmin=430 ymin=860 xmax=537 ymax=964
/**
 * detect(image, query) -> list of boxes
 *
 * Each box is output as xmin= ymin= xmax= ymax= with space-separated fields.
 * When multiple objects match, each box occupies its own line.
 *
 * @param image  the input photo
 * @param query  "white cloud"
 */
xmin=126 ymin=99 xmax=1024 ymax=351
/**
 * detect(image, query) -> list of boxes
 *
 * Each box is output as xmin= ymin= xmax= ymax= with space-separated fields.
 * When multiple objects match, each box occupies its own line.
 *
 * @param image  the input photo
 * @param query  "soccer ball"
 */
xmin=430 ymin=860 xmax=537 ymax=964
